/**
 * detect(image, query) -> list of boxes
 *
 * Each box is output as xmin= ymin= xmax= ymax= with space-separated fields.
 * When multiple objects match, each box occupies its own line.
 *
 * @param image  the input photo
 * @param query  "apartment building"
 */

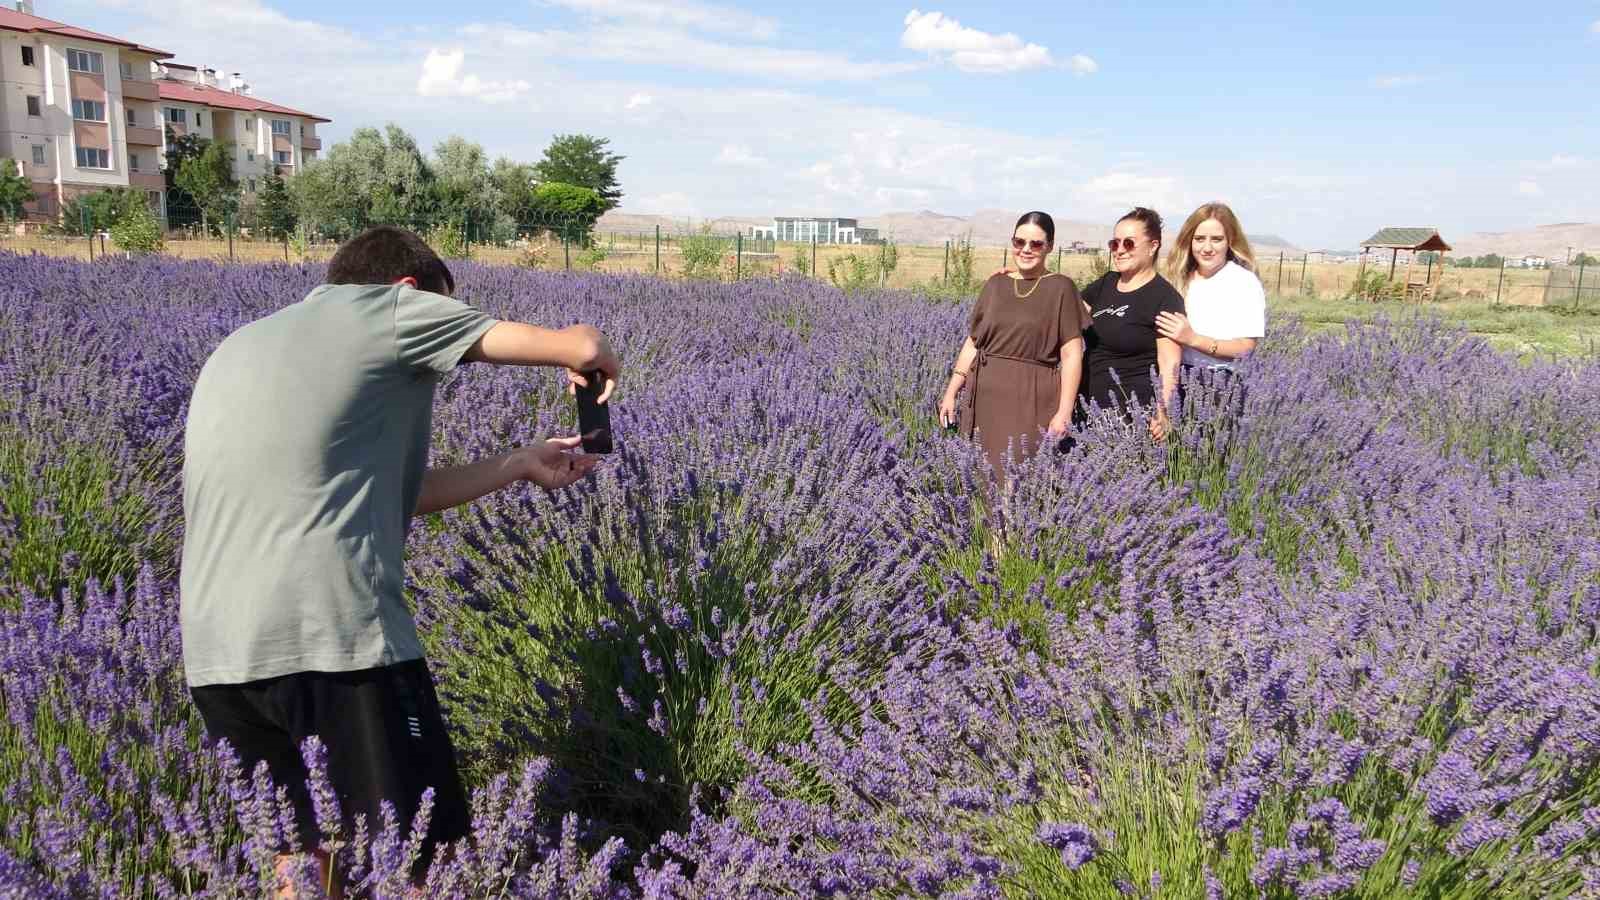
xmin=0 ymin=2 xmax=171 ymax=220
xmin=154 ymin=62 xmax=327 ymax=197
xmin=752 ymin=217 xmax=883 ymax=245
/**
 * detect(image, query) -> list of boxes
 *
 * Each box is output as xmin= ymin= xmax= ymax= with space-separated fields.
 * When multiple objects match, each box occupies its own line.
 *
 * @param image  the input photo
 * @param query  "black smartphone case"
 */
xmin=575 ymin=374 xmax=613 ymax=454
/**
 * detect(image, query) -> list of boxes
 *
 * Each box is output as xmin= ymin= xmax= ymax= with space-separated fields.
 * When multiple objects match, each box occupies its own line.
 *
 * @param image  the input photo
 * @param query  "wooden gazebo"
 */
xmin=1358 ymin=227 xmax=1453 ymax=301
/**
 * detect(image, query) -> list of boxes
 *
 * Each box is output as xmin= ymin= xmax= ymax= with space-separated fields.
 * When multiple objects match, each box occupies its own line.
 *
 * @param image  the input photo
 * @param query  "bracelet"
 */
xmin=1208 ymin=339 xmax=1219 ymax=356
xmin=952 ymin=369 xmax=969 ymax=379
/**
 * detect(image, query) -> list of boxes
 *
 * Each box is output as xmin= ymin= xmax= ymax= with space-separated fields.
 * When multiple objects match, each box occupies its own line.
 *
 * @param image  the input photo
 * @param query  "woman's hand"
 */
xmin=1149 ymin=409 xmax=1171 ymax=443
xmin=1155 ymin=312 xmax=1195 ymax=347
xmin=1047 ymin=410 xmax=1072 ymax=437
xmin=991 ymin=266 xmax=1015 ymax=278
xmin=938 ymin=392 xmax=960 ymax=429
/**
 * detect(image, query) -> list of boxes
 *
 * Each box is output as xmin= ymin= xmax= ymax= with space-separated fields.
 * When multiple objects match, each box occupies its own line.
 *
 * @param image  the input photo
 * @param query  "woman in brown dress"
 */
xmin=938 ymin=211 xmax=1085 ymax=478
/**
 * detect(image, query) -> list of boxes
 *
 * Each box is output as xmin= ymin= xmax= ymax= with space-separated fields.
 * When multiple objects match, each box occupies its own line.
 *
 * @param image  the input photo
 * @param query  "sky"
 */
xmin=43 ymin=0 xmax=1600 ymax=248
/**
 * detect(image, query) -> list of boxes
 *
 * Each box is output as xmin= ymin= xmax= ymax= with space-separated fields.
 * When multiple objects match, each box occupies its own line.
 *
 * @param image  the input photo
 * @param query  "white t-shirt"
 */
xmin=1181 ymin=260 xmax=1266 ymax=368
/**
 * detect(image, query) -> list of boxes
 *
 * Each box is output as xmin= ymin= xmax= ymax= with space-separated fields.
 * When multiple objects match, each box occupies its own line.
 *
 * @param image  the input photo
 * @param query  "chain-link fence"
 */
xmin=1544 ymin=262 xmax=1598 ymax=309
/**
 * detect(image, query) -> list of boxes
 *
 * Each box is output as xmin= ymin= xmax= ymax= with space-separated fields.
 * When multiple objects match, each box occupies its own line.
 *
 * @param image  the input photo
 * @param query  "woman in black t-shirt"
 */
xmin=1078 ymin=207 xmax=1185 ymax=438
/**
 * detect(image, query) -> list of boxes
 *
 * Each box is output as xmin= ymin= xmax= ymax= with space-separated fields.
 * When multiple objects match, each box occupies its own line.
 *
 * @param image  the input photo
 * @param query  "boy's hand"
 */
xmin=563 ymin=325 xmax=621 ymax=403
xmin=519 ymin=436 xmax=602 ymax=490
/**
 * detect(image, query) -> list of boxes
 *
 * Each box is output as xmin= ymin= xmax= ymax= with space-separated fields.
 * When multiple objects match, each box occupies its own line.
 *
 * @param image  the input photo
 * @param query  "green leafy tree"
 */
xmin=174 ymin=141 xmax=238 ymax=234
xmin=491 ymin=158 xmax=539 ymax=225
xmin=1477 ymin=254 xmax=1505 ymax=269
xmin=256 ymin=166 xmax=297 ymax=240
xmin=0 ymin=160 xmax=35 ymax=220
xmin=529 ymin=182 xmax=605 ymax=243
xmin=161 ymin=128 xmax=210 ymax=229
xmin=109 ymin=196 xmax=163 ymax=254
xmin=62 ymin=188 xmax=143 ymax=235
xmin=1573 ymin=253 xmax=1597 ymax=267
xmin=289 ymin=125 xmax=435 ymax=237
xmin=534 ymin=134 xmax=623 ymax=212
xmin=430 ymin=137 xmax=498 ymax=237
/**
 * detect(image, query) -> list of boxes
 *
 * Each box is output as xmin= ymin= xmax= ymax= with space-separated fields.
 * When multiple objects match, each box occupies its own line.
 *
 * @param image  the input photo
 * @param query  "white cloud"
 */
xmin=901 ymin=9 xmax=1054 ymax=73
xmin=1069 ymin=54 xmax=1099 ymax=76
xmin=715 ymin=144 xmax=768 ymax=167
xmin=467 ymin=23 xmax=922 ymax=81
xmin=624 ymin=92 xmax=654 ymax=110
xmin=417 ymin=49 xmax=532 ymax=104
xmin=1546 ymin=155 xmax=1584 ymax=169
xmin=545 ymin=0 xmax=778 ymax=40
xmin=1592 ymin=19 xmax=1600 ymax=34
xmin=1371 ymin=74 xmax=1428 ymax=88
xmin=1517 ymin=180 xmax=1542 ymax=197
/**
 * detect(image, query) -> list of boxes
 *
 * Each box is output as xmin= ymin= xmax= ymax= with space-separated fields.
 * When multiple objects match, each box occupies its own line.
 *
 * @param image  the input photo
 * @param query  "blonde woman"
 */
xmin=1155 ymin=202 xmax=1265 ymax=371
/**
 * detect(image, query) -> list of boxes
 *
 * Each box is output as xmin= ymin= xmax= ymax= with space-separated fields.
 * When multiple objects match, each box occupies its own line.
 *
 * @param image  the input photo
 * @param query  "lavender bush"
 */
xmin=2 ymin=250 xmax=1598 ymax=897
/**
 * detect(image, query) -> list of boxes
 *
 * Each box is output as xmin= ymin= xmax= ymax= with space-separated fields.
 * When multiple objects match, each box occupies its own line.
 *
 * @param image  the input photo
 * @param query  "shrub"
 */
xmin=678 ymin=227 xmax=726 ymax=279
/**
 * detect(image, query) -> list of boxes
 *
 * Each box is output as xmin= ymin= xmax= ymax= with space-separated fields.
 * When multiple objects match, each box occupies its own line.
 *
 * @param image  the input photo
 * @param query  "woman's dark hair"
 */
xmin=327 ymin=226 xmax=455 ymax=295
xmin=1118 ymin=207 xmax=1163 ymax=249
xmin=1014 ymin=210 xmax=1055 ymax=244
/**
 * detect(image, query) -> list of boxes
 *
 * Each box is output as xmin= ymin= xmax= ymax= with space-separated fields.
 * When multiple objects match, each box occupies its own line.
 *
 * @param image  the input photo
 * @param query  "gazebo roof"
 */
xmin=1361 ymin=227 xmax=1452 ymax=252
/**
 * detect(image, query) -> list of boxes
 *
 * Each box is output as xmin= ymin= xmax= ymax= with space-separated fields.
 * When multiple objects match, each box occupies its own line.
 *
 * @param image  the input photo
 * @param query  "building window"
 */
xmin=246 ymin=149 xmax=255 ymax=162
xmin=26 ymin=95 xmax=42 ymax=117
xmin=120 ymin=61 xmax=134 ymax=80
xmin=271 ymin=119 xmax=291 ymax=136
xmin=75 ymin=147 xmax=110 ymax=169
xmin=72 ymin=99 xmax=107 ymax=122
xmin=245 ymin=117 xmax=254 ymax=131
xmin=66 ymin=49 xmax=104 ymax=74
xmin=126 ymin=107 xmax=138 ymax=126
xmin=248 ymin=178 xmax=257 ymax=193
xmin=130 ymin=153 xmax=141 ymax=172
xmin=165 ymin=107 xmax=187 ymax=124
xmin=21 ymin=46 xmax=35 ymax=66
xmin=195 ymin=111 xmax=203 ymax=127
xmin=32 ymin=145 xmax=46 ymax=166
xmin=274 ymin=150 xmax=291 ymax=164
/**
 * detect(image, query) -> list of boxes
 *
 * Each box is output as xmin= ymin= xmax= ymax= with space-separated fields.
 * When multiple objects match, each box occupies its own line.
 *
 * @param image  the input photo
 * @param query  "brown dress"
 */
xmin=960 ymin=272 xmax=1082 ymax=476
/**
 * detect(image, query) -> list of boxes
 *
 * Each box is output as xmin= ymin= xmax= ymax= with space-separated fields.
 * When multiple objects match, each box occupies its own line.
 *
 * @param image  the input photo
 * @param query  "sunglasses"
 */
xmin=1108 ymin=237 xmax=1141 ymax=253
xmin=1011 ymin=237 xmax=1048 ymax=252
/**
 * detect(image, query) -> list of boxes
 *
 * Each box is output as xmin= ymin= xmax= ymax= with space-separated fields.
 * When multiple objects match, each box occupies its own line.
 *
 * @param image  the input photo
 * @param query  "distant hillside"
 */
xmin=598 ymin=207 xmax=1302 ymax=252
xmin=1448 ymin=223 xmax=1600 ymax=260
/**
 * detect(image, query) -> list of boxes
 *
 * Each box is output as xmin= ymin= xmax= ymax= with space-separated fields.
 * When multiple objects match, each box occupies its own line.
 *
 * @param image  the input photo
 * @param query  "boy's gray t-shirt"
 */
xmin=180 ymin=283 xmax=498 ymax=687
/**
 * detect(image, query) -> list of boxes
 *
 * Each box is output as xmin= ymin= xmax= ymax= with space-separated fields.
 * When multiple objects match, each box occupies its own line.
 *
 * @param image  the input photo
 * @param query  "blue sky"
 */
xmin=54 ymin=0 xmax=1600 ymax=247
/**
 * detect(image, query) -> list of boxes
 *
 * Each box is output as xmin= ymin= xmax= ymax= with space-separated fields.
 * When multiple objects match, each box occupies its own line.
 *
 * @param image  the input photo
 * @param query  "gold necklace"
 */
xmin=1013 ymin=271 xmax=1052 ymax=299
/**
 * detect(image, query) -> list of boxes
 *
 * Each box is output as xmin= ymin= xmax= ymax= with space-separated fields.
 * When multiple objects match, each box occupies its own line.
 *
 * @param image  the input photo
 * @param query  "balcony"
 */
xmin=301 ymin=135 xmax=321 ymax=151
xmin=122 ymin=80 xmax=159 ymax=102
xmin=129 ymin=171 xmax=164 ymax=191
xmin=126 ymin=125 xmax=163 ymax=146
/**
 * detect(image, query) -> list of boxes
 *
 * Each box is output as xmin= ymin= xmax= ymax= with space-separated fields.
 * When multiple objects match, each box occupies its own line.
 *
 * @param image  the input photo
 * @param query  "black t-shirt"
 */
xmin=1080 ymin=271 xmax=1185 ymax=406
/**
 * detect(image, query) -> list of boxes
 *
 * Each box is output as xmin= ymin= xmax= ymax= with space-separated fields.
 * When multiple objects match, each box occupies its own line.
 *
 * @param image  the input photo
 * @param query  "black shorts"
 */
xmin=190 ymin=659 xmax=470 ymax=871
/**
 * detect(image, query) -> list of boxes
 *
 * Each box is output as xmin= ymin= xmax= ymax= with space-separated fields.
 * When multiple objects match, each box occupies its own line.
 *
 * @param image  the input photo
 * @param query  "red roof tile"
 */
xmin=157 ymin=80 xmax=331 ymax=124
xmin=0 ymin=7 xmax=171 ymax=58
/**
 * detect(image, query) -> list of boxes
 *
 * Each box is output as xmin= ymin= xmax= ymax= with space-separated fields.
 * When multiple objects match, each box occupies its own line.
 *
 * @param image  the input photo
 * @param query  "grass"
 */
xmin=1268 ymin=293 xmax=1600 ymax=359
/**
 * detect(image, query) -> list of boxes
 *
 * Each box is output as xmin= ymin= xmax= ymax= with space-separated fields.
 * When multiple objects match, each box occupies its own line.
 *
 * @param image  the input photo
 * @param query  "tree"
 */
xmin=534 ymin=134 xmax=623 ymax=212
xmin=430 ymin=137 xmax=498 ymax=236
xmin=109 ymin=196 xmax=163 ymax=254
xmin=1476 ymin=254 xmax=1504 ymax=270
xmin=0 ymin=160 xmax=34 ymax=220
xmin=162 ymin=128 xmax=210 ymax=229
xmin=491 ymin=158 xmax=539 ymax=225
xmin=289 ymin=125 xmax=434 ymax=237
xmin=1573 ymin=253 xmax=1597 ymax=267
xmin=62 ymin=188 xmax=143 ymax=235
xmin=528 ymin=182 xmax=605 ymax=241
xmin=256 ymin=166 xmax=297 ymax=240
xmin=174 ymin=141 xmax=238 ymax=234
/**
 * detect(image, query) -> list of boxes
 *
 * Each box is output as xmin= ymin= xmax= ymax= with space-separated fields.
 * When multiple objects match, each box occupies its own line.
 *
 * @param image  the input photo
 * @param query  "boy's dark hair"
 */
xmin=326 ymin=226 xmax=455 ymax=295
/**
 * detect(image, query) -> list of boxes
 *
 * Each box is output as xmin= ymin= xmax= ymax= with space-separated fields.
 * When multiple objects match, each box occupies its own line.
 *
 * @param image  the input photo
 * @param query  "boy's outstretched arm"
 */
xmin=465 ymin=322 xmax=621 ymax=402
xmin=414 ymin=437 xmax=599 ymax=517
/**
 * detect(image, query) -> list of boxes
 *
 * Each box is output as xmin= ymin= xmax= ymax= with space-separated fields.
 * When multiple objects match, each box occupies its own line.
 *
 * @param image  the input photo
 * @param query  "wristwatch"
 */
xmin=1208 ymin=339 xmax=1219 ymax=356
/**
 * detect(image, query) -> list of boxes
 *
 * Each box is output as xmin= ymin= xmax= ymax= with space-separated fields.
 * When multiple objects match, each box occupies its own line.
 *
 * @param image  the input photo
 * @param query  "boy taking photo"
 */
xmin=180 ymin=226 xmax=619 ymax=895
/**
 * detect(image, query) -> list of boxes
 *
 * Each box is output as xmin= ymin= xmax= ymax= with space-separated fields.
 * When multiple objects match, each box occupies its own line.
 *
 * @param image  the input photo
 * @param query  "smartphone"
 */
xmin=574 ymin=371 xmax=613 ymax=454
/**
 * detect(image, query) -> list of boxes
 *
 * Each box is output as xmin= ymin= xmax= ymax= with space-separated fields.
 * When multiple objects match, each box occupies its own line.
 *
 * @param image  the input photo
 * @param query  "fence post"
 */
xmin=227 ymin=213 xmax=235 ymax=261
xmin=654 ymin=225 xmax=660 ymax=274
xmin=284 ymin=233 xmax=289 ymax=262
xmin=1056 ymin=245 xmax=1063 ymax=274
xmin=943 ymin=240 xmax=950 ymax=282
xmin=83 ymin=207 xmax=93 ymax=261
xmin=736 ymin=233 xmax=743 ymax=280
xmin=1299 ymin=255 xmax=1309 ymax=293
xmin=1276 ymin=251 xmax=1284 ymax=295
xmin=811 ymin=235 xmax=817 ymax=279
xmin=1495 ymin=257 xmax=1506 ymax=305
xmin=1577 ymin=261 xmax=1588 ymax=311
xmin=563 ymin=229 xmax=571 ymax=270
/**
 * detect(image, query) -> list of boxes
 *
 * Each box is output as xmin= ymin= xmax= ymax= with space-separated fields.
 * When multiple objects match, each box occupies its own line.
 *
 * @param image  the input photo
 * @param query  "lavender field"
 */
xmin=2 ymin=251 xmax=1598 ymax=898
